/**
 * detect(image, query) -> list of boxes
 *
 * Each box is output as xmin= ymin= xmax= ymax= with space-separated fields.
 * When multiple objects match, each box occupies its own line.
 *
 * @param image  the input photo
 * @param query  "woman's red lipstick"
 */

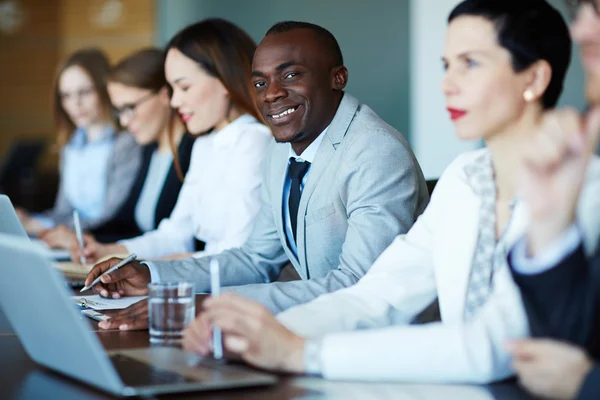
xmin=447 ymin=108 xmax=467 ymax=121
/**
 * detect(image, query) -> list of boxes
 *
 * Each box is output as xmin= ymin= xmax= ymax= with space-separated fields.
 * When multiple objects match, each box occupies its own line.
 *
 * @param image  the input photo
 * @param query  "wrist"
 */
xmin=527 ymin=216 xmax=575 ymax=257
xmin=282 ymin=335 xmax=307 ymax=374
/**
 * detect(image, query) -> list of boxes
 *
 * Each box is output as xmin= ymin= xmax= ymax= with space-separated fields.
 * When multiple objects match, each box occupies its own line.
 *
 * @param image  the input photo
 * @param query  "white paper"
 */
xmin=72 ymin=295 xmax=147 ymax=311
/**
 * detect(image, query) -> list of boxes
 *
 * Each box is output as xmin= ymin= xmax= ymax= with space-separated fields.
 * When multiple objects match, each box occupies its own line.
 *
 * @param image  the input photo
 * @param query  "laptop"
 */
xmin=0 ymin=194 xmax=70 ymax=260
xmin=0 ymin=234 xmax=277 ymax=397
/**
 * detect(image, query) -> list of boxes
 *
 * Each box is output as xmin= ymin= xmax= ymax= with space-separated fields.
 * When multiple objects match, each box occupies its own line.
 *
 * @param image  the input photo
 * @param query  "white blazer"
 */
xmin=278 ymin=149 xmax=600 ymax=384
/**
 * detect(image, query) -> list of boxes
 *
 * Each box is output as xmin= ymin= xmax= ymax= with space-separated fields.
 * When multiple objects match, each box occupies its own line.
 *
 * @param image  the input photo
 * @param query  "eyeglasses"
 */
xmin=60 ymin=87 xmax=95 ymax=102
xmin=566 ymin=0 xmax=600 ymax=17
xmin=112 ymin=89 xmax=160 ymax=121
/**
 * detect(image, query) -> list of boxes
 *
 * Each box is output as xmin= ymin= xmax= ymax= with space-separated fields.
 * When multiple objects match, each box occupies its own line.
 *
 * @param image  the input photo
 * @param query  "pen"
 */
xmin=210 ymin=258 xmax=223 ymax=360
xmin=79 ymin=253 xmax=137 ymax=293
xmin=73 ymin=210 xmax=87 ymax=266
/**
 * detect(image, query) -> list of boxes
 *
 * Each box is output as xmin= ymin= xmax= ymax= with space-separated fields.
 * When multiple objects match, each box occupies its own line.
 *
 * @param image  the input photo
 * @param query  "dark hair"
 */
xmin=449 ymin=0 xmax=572 ymax=109
xmin=108 ymin=48 xmax=166 ymax=92
xmin=266 ymin=21 xmax=344 ymax=67
xmin=165 ymin=18 xmax=261 ymax=126
xmin=109 ymin=48 xmax=187 ymax=180
xmin=52 ymin=48 xmax=116 ymax=147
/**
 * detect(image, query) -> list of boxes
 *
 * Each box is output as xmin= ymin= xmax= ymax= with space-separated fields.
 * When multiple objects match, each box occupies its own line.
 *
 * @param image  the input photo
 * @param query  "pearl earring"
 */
xmin=524 ymin=90 xmax=534 ymax=102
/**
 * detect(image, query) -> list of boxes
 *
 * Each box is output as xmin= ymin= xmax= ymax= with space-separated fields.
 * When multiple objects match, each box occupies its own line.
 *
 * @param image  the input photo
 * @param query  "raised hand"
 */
xmin=520 ymin=107 xmax=600 ymax=256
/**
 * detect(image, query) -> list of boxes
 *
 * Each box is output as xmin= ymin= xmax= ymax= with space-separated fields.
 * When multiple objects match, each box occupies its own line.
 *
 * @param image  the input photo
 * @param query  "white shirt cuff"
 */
xmin=304 ymin=338 xmax=323 ymax=376
xmin=142 ymin=261 xmax=161 ymax=283
xmin=510 ymin=224 xmax=581 ymax=276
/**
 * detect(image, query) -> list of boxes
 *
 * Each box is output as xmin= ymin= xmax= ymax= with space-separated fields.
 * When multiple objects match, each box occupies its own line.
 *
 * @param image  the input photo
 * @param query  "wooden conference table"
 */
xmin=0 ymin=299 xmax=534 ymax=400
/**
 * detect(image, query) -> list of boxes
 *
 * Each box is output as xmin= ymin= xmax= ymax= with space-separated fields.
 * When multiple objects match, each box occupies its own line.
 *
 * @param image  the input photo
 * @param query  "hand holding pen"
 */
xmin=82 ymin=254 xmax=151 ymax=297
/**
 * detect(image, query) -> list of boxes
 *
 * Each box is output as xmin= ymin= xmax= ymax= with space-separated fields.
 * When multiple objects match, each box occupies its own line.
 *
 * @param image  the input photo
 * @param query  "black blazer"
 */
xmin=92 ymin=134 xmax=195 ymax=243
xmin=509 ymin=242 xmax=600 ymax=400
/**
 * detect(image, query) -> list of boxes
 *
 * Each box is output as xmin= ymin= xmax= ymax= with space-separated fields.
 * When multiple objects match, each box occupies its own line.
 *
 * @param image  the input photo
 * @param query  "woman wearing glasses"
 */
xmin=53 ymin=49 xmax=193 ymax=250
xmin=83 ymin=48 xmax=194 ymax=244
xmin=72 ymin=19 xmax=272 ymax=263
xmin=17 ymin=48 xmax=141 ymax=239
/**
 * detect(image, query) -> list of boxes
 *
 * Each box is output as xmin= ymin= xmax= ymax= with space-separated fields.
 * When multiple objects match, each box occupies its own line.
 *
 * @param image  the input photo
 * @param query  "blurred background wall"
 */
xmin=0 ymin=0 xmax=587 ymax=181
xmin=0 ymin=0 xmax=155 ymax=171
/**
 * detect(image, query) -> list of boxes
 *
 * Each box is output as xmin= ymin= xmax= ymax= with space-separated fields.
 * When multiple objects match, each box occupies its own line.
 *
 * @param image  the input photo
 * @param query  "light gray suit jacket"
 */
xmin=152 ymin=93 xmax=429 ymax=312
xmin=48 ymin=131 xmax=141 ymax=230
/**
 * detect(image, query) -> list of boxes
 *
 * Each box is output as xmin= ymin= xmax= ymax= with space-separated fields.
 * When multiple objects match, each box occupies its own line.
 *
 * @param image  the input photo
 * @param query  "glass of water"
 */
xmin=148 ymin=282 xmax=195 ymax=346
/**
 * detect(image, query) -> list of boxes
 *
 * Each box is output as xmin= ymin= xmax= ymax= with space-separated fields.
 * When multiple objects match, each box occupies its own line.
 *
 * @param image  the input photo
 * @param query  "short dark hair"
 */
xmin=266 ymin=21 xmax=344 ymax=66
xmin=449 ymin=0 xmax=572 ymax=109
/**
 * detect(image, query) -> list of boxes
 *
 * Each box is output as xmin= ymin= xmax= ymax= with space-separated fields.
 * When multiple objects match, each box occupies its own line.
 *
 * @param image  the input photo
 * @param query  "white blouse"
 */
xmin=119 ymin=114 xmax=273 ymax=259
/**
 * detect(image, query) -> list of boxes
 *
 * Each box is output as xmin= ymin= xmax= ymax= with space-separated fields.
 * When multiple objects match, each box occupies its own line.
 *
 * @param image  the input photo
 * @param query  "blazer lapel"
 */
xmin=437 ymin=184 xmax=481 ymax=315
xmin=296 ymin=93 xmax=360 ymax=275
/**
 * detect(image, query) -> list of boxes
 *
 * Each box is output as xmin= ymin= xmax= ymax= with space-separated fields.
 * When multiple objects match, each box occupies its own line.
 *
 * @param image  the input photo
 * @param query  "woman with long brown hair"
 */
xmin=51 ymin=48 xmax=195 ymax=252
xmin=76 ymin=19 xmax=272 ymax=262
xmin=18 ymin=48 xmax=141 ymax=238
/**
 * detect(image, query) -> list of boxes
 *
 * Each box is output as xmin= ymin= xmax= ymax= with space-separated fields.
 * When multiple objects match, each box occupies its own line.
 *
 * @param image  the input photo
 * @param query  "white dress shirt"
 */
xmin=119 ymin=114 xmax=272 ymax=259
xmin=276 ymin=149 xmax=600 ymax=384
xmin=282 ymin=129 xmax=327 ymax=257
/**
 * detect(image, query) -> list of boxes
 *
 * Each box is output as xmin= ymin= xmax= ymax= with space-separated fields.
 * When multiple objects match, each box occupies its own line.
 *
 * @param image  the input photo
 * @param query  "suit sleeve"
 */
xmin=578 ymin=365 xmax=600 ymax=400
xmin=224 ymin=131 xmax=428 ymax=313
xmin=509 ymin=243 xmax=599 ymax=348
xmin=150 ymin=148 xmax=290 ymax=291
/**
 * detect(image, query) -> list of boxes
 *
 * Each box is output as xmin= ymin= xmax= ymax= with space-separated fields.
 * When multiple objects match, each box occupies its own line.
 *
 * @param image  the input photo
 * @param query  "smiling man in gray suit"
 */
xmin=86 ymin=21 xmax=428 ymax=327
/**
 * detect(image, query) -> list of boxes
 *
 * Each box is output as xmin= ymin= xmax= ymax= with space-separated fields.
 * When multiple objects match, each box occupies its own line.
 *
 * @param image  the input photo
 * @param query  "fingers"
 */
xmin=98 ymin=302 xmax=149 ymax=331
xmin=183 ymin=314 xmax=213 ymax=355
xmin=85 ymin=257 xmax=124 ymax=287
xmin=526 ymin=109 xmax=583 ymax=171
xmin=100 ymin=261 xmax=143 ymax=284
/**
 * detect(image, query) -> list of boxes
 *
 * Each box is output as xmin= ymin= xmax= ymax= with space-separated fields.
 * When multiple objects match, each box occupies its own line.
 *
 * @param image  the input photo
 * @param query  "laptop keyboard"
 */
xmin=110 ymin=354 xmax=197 ymax=386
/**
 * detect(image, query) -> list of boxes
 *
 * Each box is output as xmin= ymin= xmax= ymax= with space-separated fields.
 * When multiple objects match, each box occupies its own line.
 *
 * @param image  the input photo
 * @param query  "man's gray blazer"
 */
xmin=151 ymin=93 xmax=429 ymax=312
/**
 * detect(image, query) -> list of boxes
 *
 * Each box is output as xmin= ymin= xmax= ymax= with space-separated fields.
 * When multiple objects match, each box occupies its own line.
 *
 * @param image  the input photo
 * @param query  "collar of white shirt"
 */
xmin=211 ymin=114 xmax=257 ymax=149
xmin=287 ymin=126 xmax=329 ymax=163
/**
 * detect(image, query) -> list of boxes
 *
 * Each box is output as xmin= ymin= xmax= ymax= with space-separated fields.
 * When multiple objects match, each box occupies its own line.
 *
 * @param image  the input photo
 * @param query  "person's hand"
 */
xmin=183 ymin=293 xmax=305 ymax=373
xmin=15 ymin=207 xmax=45 ymax=235
xmin=70 ymin=233 xmax=101 ymax=263
xmin=85 ymin=257 xmax=151 ymax=298
xmin=39 ymin=225 xmax=77 ymax=249
xmin=97 ymin=299 xmax=149 ymax=331
xmin=521 ymin=107 xmax=600 ymax=256
xmin=507 ymin=339 xmax=594 ymax=400
xmin=70 ymin=234 xmax=127 ymax=264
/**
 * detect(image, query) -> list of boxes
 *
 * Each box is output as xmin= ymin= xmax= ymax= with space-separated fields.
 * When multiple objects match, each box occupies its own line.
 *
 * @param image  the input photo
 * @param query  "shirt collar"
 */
xmin=211 ymin=114 xmax=257 ymax=148
xmin=70 ymin=124 xmax=115 ymax=147
xmin=287 ymin=126 xmax=329 ymax=163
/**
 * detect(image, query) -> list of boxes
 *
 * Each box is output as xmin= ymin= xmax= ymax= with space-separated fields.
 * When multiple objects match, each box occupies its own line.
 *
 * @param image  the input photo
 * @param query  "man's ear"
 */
xmin=332 ymin=66 xmax=348 ymax=91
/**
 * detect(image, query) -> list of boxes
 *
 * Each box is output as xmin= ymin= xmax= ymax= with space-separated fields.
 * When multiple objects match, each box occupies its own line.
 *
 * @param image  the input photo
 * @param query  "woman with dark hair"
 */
xmin=17 ymin=48 xmax=141 ymax=238
xmin=76 ymin=19 xmax=272 ymax=262
xmin=182 ymin=0 xmax=600 ymax=384
xmin=50 ymin=48 xmax=195 ymax=251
